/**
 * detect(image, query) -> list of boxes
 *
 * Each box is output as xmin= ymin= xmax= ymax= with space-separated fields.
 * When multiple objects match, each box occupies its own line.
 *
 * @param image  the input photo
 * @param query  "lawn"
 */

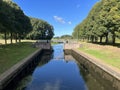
xmin=0 ymin=39 xmax=36 ymax=44
xmin=51 ymin=42 xmax=59 ymax=45
xmin=78 ymin=43 xmax=120 ymax=69
xmin=0 ymin=42 xmax=38 ymax=75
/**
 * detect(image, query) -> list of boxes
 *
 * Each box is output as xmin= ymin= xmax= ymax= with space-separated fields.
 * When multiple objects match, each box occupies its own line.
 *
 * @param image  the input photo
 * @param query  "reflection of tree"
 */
xmin=77 ymin=63 xmax=103 ymax=90
xmin=15 ymin=75 xmax=32 ymax=90
xmin=77 ymin=63 xmax=115 ymax=90
xmin=13 ymin=51 xmax=52 ymax=90
xmin=38 ymin=53 xmax=52 ymax=67
xmin=64 ymin=55 xmax=75 ymax=63
xmin=77 ymin=63 xmax=89 ymax=82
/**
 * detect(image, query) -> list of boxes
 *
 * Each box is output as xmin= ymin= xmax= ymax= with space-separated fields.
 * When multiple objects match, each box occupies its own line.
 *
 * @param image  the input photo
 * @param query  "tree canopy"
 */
xmin=53 ymin=35 xmax=73 ymax=39
xmin=72 ymin=0 xmax=120 ymax=44
xmin=60 ymin=35 xmax=73 ymax=39
xmin=0 ymin=0 xmax=32 ymax=44
xmin=26 ymin=17 xmax=54 ymax=40
xmin=0 ymin=0 xmax=54 ymax=44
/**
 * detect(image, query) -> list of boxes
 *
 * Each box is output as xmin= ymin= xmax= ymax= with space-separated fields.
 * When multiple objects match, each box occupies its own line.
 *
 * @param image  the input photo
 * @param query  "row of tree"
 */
xmin=26 ymin=18 xmax=54 ymax=40
xmin=72 ymin=0 xmax=120 ymax=44
xmin=0 ymin=0 xmax=54 ymax=44
xmin=53 ymin=35 xmax=73 ymax=39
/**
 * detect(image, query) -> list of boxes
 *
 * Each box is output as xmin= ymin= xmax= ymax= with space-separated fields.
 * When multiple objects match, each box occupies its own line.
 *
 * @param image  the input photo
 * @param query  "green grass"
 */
xmin=51 ymin=42 xmax=59 ymax=45
xmin=79 ymin=47 xmax=120 ymax=69
xmin=0 ymin=42 xmax=38 ymax=75
xmin=0 ymin=39 xmax=36 ymax=44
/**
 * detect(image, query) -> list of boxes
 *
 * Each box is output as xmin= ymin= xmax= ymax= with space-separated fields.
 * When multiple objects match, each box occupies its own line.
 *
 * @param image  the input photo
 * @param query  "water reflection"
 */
xmin=22 ymin=44 xmax=87 ymax=90
xmin=24 ymin=60 xmax=87 ymax=90
xmin=15 ymin=44 xmax=88 ymax=90
xmin=77 ymin=63 xmax=105 ymax=90
xmin=64 ymin=49 xmax=116 ymax=90
xmin=14 ymin=51 xmax=52 ymax=90
xmin=77 ymin=62 xmax=116 ymax=90
xmin=15 ymin=44 xmax=115 ymax=90
xmin=52 ymin=44 xmax=64 ymax=60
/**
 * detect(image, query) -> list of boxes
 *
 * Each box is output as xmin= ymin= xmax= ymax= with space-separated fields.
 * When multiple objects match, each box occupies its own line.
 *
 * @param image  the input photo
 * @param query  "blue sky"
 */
xmin=13 ymin=0 xmax=99 ymax=37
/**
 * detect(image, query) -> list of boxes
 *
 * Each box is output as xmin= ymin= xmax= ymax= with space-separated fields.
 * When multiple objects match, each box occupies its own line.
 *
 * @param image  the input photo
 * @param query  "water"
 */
xmin=14 ymin=44 xmax=114 ymax=90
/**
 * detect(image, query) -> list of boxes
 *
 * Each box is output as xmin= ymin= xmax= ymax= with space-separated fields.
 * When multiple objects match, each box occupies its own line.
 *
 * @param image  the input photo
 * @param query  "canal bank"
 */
xmin=13 ymin=44 xmax=89 ymax=90
xmin=2 ymin=43 xmax=120 ymax=90
xmin=64 ymin=48 xmax=120 ymax=90
xmin=7 ymin=44 xmax=120 ymax=90
xmin=0 ymin=42 xmax=52 ymax=90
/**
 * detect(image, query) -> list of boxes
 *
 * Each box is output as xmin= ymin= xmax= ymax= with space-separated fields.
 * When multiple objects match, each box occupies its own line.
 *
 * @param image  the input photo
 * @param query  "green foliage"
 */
xmin=53 ymin=35 xmax=73 ymax=39
xmin=0 ymin=0 xmax=54 ymax=43
xmin=0 ymin=0 xmax=32 ymax=44
xmin=73 ymin=0 xmax=120 ymax=44
xmin=60 ymin=34 xmax=73 ymax=39
xmin=53 ymin=36 xmax=60 ymax=39
xmin=26 ymin=17 xmax=54 ymax=40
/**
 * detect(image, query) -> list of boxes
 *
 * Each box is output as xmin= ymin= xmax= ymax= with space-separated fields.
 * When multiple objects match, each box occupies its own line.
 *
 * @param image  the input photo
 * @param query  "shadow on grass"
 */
xmin=87 ymin=41 xmax=120 ymax=48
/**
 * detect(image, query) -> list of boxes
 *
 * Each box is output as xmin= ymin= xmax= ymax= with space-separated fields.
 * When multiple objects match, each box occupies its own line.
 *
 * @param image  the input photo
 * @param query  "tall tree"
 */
xmin=26 ymin=17 xmax=54 ymax=40
xmin=0 ymin=0 xmax=13 ymax=44
xmin=73 ymin=0 xmax=120 ymax=44
xmin=0 ymin=0 xmax=32 ymax=44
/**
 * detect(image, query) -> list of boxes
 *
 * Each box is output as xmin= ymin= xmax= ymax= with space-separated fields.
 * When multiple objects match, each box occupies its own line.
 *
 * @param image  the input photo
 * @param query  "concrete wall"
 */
xmin=64 ymin=43 xmax=80 ymax=49
xmin=33 ymin=42 xmax=52 ymax=49
xmin=0 ymin=49 xmax=52 ymax=90
xmin=64 ymin=49 xmax=120 ymax=90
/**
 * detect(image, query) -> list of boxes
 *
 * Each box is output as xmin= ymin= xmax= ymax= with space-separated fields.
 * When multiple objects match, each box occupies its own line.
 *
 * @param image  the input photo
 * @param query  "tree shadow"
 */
xmin=88 ymin=42 xmax=120 ymax=48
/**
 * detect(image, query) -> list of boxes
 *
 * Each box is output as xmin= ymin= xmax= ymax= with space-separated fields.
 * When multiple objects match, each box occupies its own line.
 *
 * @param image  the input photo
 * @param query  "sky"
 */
xmin=13 ymin=0 xmax=99 ymax=37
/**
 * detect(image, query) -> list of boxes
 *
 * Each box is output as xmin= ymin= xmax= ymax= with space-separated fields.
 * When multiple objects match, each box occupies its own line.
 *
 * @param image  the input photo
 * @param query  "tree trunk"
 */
xmin=87 ymin=36 xmax=90 ymax=42
xmin=10 ymin=32 xmax=13 ymax=44
xmin=100 ymin=36 xmax=103 ymax=43
xmin=105 ymin=33 xmax=108 ymax=44
xmin=95 ymin=37 xmax=98 ymax=42
xmin=15 ymin=33 xmax=17 ymax=43
xmin=91 ymin=36 xmax=94 ymax=43
xmin=112 ymin=31 xmax=116 ymax=44
xmin=4 ymin=32 xmax=7 ymax=45
xmin=83 ymin=38 xmax=84 ymax=42
xmin=18 ymin=34 xmax=21 ymax=42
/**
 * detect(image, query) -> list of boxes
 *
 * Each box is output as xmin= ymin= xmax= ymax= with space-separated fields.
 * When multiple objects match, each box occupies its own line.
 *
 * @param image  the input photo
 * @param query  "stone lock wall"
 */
xmin=0 ymin=49 xmax=48 ymax=90
xmin=64 ymin=49 xmax=120 ymax=90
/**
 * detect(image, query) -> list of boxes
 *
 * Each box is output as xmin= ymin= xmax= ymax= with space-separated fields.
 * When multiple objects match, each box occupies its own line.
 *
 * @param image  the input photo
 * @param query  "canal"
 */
xmin=14 ymin=44 xmax=112 ymax=90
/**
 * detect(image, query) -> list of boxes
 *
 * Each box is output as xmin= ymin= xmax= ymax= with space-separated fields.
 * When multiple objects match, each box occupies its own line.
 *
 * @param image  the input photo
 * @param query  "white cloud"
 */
xmin=68 ymin=21 xmax=72 ymax=25
xmin=53 ymin=16 xmax=65 ymax=24
xmin=53 ymin=16 xmax=72 ymax=25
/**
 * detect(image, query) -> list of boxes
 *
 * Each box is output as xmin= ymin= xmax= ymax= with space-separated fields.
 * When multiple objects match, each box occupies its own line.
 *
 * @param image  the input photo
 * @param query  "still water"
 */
xmin=15 ymin=44 xmax=111 ymax=90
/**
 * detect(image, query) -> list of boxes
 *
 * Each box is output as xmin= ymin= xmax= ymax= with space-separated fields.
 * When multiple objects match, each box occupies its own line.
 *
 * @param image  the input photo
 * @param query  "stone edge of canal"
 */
xmin=64 ymin=49 xmax=120 ymax=90
xmin=1 ymin=42 xmax=120 ymax=90
xmin=0 ymin=48 xmax=53 ymax=90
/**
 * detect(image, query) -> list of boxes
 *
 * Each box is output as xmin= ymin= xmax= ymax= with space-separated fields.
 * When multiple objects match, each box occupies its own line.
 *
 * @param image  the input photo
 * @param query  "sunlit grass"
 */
xmin=0 ymin=39 xmax=36 ymax=44
xmin=0 ymin=42 xmax=38 ymax=75
xmin=78 ymin=43 xmax=120 ymax=69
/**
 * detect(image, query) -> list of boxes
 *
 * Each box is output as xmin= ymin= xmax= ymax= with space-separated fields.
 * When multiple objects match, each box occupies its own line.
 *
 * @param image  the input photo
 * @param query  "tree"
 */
xmin=73 ymin=0 xmax=120 ymax=44
xmin=60 ymin=35 xmax=73 ymax=39
xmin=26 ymin=17 xmax=54 ymax=40
xmin=0 ymin=0 xmax=13 ymax=44
xmin=0 ymin=0 xmax=32 ymax=44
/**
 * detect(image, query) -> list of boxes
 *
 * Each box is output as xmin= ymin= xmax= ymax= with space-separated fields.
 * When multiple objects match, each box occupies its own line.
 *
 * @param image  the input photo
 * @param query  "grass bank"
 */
xmin=0 ymin=42 xmax=38 ymax=75
xmin=79 ymin=43 xmax=120 ymax=69
xmin=51 ymin=42 xmax=59 ymax=45
xmin=0 ymin=39 xmax=36 ymax=44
